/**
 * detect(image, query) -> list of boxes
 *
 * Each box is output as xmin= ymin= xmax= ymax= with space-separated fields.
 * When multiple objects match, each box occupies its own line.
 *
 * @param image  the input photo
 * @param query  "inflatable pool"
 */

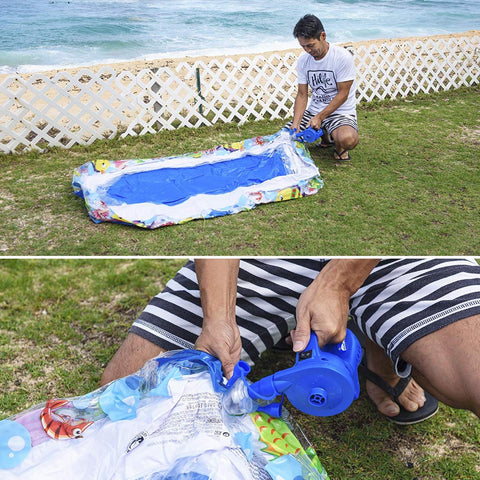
xmin=0 ymin=350 xmax=329 ymax=480
xmin=72 ymin=129 xmax=323 ymax=229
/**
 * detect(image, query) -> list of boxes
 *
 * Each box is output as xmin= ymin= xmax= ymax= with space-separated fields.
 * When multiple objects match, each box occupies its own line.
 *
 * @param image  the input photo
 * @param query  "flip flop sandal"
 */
xmin=334 ymin=149 xmax=351 ymax=161
xmin=358 ymin=362 xmax=439 ymax=425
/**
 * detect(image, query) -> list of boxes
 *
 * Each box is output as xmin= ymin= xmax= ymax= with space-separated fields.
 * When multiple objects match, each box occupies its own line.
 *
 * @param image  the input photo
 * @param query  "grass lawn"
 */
xmin=1 ymin=259 xmax=479 ymax=479
xmin=0 ymin=85 xmax=479 ymax=256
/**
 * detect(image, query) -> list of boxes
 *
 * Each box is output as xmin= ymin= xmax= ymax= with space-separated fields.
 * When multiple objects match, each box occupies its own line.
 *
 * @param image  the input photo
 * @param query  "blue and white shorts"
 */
xmin=130 ymin=258 xmax=480 ymax=376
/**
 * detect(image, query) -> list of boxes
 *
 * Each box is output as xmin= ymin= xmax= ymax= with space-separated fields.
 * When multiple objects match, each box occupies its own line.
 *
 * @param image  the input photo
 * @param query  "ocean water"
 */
xmin=0 ymin=0 xmax=479 ymax=73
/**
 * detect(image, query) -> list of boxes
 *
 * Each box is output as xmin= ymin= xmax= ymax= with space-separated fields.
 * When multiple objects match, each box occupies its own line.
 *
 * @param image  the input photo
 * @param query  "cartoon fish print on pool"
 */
xmin=93 ymin=159 xmax=111 ymax=173
xmin=276 ymin=187 xmax=301 ymax=202
xmin=40 ymin=399 xmax=93 ymax=440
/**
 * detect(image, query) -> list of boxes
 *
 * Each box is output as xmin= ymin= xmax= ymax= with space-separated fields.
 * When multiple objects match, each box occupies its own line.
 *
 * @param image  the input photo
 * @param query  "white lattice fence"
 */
xmin=353 ymin=36 xmax=480 ymax=101
xmin=0 ymin=68 xmax=136 ymax=151
xmin=0 ymin=35 xmax=479 ymax=154
xmin=120 ymin=52 xmax=299 ymax=137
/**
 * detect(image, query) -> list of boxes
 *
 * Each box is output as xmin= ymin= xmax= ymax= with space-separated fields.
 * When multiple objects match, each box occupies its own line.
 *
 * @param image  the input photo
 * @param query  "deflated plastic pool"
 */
xmin=72 ymin=129 xmax=323 ymax=229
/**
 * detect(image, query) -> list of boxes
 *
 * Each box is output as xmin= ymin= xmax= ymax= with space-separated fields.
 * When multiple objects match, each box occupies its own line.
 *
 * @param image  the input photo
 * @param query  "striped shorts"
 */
xmin=130 ymin=258 xmax=480 ymax=376
xmin=285 ymin=110 xmax=358 ymax=135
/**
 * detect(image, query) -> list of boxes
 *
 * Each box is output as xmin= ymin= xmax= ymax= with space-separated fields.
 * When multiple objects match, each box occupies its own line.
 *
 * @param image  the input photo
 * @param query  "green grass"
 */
xmin=1 ymin=259 xmax=479 ymax=480
xmin=1 ymin=85 xmax=479 ymax=256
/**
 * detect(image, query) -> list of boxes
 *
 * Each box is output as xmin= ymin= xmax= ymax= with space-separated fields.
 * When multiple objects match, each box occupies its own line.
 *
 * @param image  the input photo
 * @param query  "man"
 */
xmin=102 ymin=257 xmax=480 ymax=424
xmin=289 ymin=14 xmax=359 ymax=161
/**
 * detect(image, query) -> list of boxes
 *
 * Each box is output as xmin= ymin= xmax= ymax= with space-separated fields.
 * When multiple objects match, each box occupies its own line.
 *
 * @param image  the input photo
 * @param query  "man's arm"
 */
xmin=291 ymin=83 xmax=309 ymax=131
xmin=292 ymin=258 xmax=380 ymax=351
xmin=307 ymin=80 xmax=353 ymax=130
xmin=194 ymin=258 xmax=241 ymax=378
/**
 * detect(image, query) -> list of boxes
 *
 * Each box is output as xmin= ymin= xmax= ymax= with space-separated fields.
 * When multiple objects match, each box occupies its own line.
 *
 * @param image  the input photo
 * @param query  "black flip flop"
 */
xmin=333 ymin=149 xmax=351 ymax=161
xmin=358 ymin=362 xmax=439 ymax=425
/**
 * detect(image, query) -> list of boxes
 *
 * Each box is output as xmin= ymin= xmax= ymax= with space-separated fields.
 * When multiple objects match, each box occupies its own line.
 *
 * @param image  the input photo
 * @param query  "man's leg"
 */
xmin=364 ymin=338 xmax=428 ymax=417
xmin=331 ymin=125 xmax=358 ymax=160
xmin=401 ymin=314 xmax=480 ymax=417
xmin=364 ymin=315 xmax=480 ymax=418
xmin=349 ymin=257 xmax=480 ymax=419
xmin=101 ymin=333 xmax=165 ymax=385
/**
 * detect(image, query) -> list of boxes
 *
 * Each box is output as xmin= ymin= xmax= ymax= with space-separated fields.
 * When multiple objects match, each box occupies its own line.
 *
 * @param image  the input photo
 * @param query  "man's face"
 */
xmin=297 ymin=33 xmax=328 ymax=60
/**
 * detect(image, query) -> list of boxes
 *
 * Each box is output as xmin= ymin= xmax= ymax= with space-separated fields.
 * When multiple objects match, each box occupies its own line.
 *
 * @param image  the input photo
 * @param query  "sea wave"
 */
xmin=0 ymin=0 xmax=478 ymax=71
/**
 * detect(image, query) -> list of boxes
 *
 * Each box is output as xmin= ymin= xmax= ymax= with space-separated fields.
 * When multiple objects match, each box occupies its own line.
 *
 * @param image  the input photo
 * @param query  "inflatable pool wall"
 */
xmin=72 ymin=129 xmax=323 ymax=229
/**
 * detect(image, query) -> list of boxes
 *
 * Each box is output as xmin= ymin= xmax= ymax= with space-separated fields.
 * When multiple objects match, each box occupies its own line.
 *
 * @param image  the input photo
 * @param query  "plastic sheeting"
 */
xmin=72 ymin=129 xmax=323 ymax=228
xmin=0 ymin=350 xmax=329 ymax=480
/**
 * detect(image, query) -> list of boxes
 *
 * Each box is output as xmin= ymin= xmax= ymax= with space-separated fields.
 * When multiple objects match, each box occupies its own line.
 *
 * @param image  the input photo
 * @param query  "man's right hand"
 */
xmin=194 ymin=318 xmax=242 ymax=380
xmin=194 ymin=258 xmax=241 ymax=379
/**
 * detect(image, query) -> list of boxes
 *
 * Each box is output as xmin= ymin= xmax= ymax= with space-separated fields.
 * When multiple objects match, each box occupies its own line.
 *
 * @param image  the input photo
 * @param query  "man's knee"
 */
xmin=101 ymin=332 xmax=165 ymax=386
xmin=332 ymin=127 xmax=358 ymax=150
xmin=344 ymin=130 xmax=359 ymax=149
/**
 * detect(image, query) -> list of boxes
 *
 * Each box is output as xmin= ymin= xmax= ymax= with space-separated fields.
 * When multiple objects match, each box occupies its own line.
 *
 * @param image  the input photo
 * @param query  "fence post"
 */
xmin=195 ymin=67 xmax=205 ymax=119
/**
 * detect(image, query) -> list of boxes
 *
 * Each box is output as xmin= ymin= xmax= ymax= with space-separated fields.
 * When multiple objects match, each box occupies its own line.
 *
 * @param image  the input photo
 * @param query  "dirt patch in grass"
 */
xmin=426 ymin=432 xmax=479 ymax=458
xmin=459 ymin=126 xmax=480 ymax=146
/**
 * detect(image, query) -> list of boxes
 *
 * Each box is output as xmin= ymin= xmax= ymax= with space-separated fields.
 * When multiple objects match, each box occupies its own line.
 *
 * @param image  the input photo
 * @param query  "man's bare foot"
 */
xmin=364 ymin=339 xmax=426 ymax=418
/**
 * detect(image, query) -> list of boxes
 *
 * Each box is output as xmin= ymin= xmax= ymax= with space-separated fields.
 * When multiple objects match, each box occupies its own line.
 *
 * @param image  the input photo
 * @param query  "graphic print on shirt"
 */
xmin=307 ymin=69 xmax=337 ymax=106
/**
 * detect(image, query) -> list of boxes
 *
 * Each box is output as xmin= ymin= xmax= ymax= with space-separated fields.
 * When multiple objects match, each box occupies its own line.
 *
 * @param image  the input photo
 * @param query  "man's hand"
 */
xmin=195 ymin=319 xmax=242 ymax=379
xmin=292 ymin=276 xmax=350 ymax=352
xmin=291 ymin=259 xmax=380 ymax=351
xmin=307 ymin=113 xmax=324 ymax=131
xmin=306 ymin=80 xmax=354 ymax=132
xmin=194 ymin=258 xmax=241 ymax=379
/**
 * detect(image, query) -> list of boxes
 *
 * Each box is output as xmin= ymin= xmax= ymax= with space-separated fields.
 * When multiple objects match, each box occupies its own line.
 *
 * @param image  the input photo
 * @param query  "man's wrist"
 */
xmin=315 ymin=259 xmax=380 ymax=297
xmin=202 ymin=312 xmax=236 ymax=328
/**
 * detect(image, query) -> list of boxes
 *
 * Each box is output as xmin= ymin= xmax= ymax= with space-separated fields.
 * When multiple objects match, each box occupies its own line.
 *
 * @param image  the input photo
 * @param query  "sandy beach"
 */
xmin=2 ymin=30 xmax=479 ymax=81
xmin=104 ymin=29 xmax=480 ymax=77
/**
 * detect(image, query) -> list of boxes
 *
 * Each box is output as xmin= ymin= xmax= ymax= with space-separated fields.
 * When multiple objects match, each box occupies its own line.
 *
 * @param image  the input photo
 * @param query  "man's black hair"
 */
xmin=293 ymin=14 xmax=325 ymax=39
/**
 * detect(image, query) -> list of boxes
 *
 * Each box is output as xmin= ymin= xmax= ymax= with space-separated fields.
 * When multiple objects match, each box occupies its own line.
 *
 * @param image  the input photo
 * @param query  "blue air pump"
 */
xmin=294 ymin=126 xmax=323 ymax=143
xmin=224 ymin=329 xmax=362 ymax=417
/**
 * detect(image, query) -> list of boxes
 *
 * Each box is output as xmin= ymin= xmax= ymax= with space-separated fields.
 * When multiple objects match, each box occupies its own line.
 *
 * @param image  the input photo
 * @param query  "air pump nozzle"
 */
xmin=224 ymin=329 xmax=362 ymax=417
